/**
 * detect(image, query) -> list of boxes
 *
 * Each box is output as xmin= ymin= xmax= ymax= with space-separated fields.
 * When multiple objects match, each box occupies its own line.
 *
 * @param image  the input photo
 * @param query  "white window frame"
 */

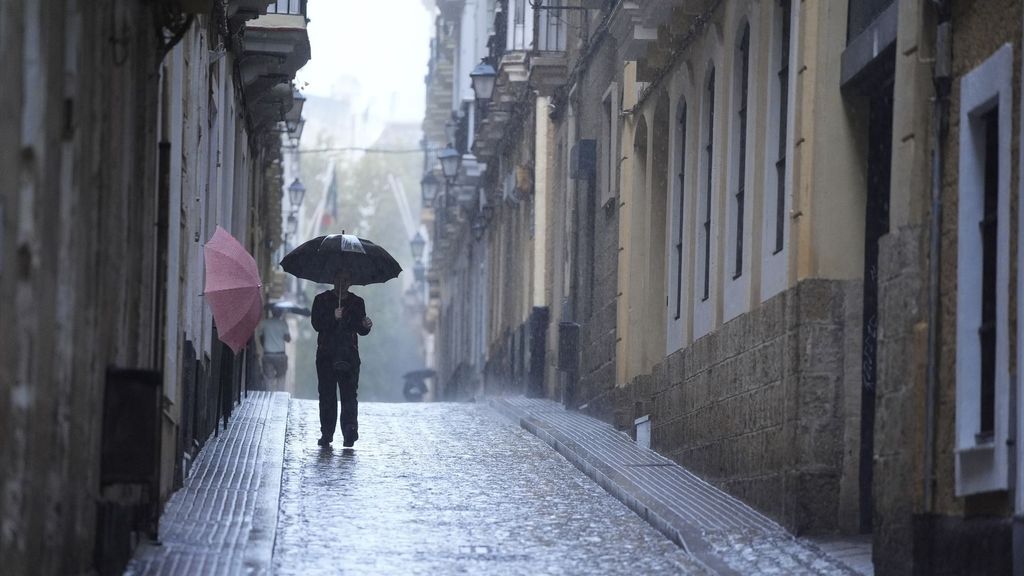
xmin=666 ymin=89 xmax=691 ymax=354
xmin=508 ymin=0 xmax=533 ymax=52
xmin=724 ymin=17 xmax=758 ymax=323
xmin=955 ymin=43 xmax=1012 ymax=496
xmin=761 ymin=0 xmax=796 ymax=302
xmin=693 ymin=61 xmax=718 ymax=341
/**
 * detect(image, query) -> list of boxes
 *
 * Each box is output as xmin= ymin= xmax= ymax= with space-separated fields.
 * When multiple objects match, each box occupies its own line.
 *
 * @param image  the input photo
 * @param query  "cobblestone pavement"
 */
xmin=273 ymin=400 xmax=705 ymax=575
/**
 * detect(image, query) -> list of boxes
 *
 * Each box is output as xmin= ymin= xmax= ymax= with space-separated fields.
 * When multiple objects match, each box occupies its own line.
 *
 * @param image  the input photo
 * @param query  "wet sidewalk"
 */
xmin=125 ymin=391 xmax=290 ymax=576
xmin=273 ymin=400 xmax=702 ymax=575
xmin=491 ymin=396 xmax=871 ymax=576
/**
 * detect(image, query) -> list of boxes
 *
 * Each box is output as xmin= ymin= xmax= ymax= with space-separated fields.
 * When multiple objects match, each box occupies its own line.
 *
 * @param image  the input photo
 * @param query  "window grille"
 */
xmin=734 ymin=25 xmax=750 ymax=279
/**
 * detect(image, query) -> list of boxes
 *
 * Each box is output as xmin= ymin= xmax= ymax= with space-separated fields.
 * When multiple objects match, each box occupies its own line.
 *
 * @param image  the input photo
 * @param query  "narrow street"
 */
xmin=6 ymin=1 xmax=1021 ymax=573
xmin=128 ymin=394 xmax=867 ymax=575
xmin=273 ymin=401 xmax=699 ymax=574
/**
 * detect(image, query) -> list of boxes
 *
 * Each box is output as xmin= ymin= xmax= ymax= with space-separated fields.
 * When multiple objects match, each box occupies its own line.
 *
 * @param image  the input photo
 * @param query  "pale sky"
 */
xmin=297 ymin=1 xmax=432 ymax=123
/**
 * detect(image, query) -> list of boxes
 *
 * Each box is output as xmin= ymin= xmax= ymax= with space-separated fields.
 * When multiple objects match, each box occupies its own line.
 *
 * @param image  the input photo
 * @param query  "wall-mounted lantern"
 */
xmin=438 ymin=147 xmax=462 ymax=184
xmin=421 ymin=172 xmax=440 ymax=207
xmin=410 ymin=231 xmax=426 ymax=260
xmin=470 ymin=60 xmax=497 ymax=103
xmin=288 ymin=178 xmax=306 ymax=209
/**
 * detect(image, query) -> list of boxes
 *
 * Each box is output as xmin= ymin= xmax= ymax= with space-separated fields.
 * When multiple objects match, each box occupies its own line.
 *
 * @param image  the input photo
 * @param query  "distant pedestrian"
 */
xmin=311 ymin=269 xmax=372 ymax=447
xmin=258 ymin=308 xmax=291 ymax=383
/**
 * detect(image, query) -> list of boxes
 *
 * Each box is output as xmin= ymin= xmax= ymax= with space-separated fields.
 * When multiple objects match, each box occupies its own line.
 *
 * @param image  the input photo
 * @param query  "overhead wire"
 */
xmin=294 ymin=146 xmax=430 ymax=155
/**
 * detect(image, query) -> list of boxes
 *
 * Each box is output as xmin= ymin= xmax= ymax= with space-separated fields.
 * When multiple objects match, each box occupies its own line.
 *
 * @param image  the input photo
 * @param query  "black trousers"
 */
xmin=316 ymin=352 xmax=359 ymax=441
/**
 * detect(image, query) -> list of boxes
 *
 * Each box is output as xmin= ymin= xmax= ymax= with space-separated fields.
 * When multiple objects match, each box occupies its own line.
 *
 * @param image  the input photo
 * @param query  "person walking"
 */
xmin=258 ymin=308 xmax=291 ymax=385
xmin=311 ymin=269 xmax=372 ymax=447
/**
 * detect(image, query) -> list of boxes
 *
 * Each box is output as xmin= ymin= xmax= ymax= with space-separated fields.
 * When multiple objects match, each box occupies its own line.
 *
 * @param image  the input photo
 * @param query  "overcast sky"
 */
xmin=296 ymin=1 xmax=432 ymax=124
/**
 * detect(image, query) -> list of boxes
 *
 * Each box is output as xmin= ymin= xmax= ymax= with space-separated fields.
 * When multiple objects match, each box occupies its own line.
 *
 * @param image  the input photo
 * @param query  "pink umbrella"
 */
xmin=204 ymin=226 xmax=263 ymax=354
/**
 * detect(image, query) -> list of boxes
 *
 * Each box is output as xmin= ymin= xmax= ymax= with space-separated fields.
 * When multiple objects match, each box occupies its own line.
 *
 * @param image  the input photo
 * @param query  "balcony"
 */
xmin=240 ymin=0 xmax=310 ymax=129
xmin=612 ymin=0 xmax=719 ymax=81
xmin=437 ymin=0 xmax=467 ymax=23
xmin=528 ymin=2 xmax=568 ymax=93
xmin=609 ymin=1 xmax=658 ymax=60
xmin=246 ymin=0 xmax=310 ymax=80
xmin=227 ymin=0 xmax=276 ymax=26
xmin=474 ymin=0 xmax=568 ymax=159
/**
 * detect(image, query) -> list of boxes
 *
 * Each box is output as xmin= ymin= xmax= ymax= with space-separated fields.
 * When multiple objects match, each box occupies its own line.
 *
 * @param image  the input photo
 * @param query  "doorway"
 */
xmin=859 ymin=86 xmax=893 ymax=534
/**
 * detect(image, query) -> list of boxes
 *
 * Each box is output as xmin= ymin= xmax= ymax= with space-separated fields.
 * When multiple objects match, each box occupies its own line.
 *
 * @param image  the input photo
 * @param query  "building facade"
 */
xmin=423 ymin=0 xmax=1023 ymax=573
xmin=0 ymin=1 xmax=309 ymax=573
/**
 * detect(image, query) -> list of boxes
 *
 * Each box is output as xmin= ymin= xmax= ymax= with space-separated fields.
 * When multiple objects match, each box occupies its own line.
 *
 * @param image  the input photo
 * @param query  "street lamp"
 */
xmin=285 ymin=89 xmax=306 ymax=135
xmin=288 ymin=178 xmax=306 ymax=209
xmin=289 ymin=117 xmax=306 ymax=145
xmin=421 ymin=172 xmax=440 ymax=207
xmin=438 ymin=147 xmax=461 ymax=184
xmin=444 ymin=117 xmax=458 ymax=145
xmin=480 ymin=187 xmax=494 ymax=221
xmin=471 ymin=214 xmax=487 ymax=241
xmin=470 ymin=60 xmax=497 ymax=103
xmin=410 ymin=231 xmax=426 ymax=260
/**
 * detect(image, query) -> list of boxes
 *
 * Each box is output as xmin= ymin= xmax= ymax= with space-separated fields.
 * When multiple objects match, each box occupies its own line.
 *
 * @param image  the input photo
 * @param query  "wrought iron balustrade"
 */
xmin=535 ymin=0 xmax=566 ymax=52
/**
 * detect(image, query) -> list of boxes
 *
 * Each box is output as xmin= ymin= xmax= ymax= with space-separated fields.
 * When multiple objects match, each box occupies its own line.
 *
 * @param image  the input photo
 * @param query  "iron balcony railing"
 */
xmin=504 ymin=0 xmax=567 ymax=54
xmin=266 ymin=0 xmax=307 ymax=17
xmin=535 ymin=0 xmax=566 ymax=52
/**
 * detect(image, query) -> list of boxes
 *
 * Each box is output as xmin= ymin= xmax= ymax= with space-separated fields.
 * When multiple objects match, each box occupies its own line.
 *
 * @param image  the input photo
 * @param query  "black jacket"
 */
xmin=311 ymin=290 xmax=371 ymax=360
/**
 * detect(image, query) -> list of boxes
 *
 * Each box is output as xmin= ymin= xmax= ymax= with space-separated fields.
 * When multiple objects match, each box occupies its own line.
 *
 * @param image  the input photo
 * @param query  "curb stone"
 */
xmin=491 ymin=396 xmax=862 ymax=576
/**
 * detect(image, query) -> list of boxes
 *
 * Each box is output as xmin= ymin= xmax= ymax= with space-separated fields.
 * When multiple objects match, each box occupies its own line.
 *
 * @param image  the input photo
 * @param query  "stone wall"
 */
xmin=580 ymin=279 xmax=862 ymax=535
xmin=568 ymin=26 xmax=624 ymax=411
xmin=0 ymin=2 xmax=164 ymax=572
xmin=873 ymin=225 xmax=928 ymax=574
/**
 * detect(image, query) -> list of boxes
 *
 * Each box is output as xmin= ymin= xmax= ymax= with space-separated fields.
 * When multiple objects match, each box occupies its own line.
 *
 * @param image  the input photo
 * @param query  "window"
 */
xmin=955 ymin=44 xmax=1012 ymax=496
xmin=979 ymin=108 xmax=997 ymax=440
xmin=732 ymin=25 xmax=750 ymax=279
xmin=847 ymin=0 xmax=895 ymax=43
xmin=702 ymin=69 xmax=715 ymax=301
xmin=674 ymin=101 xmax=688 ymax=319
xmin=762 ymin=0 xmax=793 ymax=303
xmin=774 ymin=0 xmax=791 ymax=254
xmin=511 ymin=0 xmax=527 ymax=50
xmin=266 ymin=0 xmax=305 ymax=16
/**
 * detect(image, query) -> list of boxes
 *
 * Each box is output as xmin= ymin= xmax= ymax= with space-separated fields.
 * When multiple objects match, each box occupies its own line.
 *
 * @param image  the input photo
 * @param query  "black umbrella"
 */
xmin=403 ymin=368 xmax=437 ymax=380
xmin=281 ymin=234 xmax=402 ymax=286
xmin=266 ymin=300 xmax=311 ymax=316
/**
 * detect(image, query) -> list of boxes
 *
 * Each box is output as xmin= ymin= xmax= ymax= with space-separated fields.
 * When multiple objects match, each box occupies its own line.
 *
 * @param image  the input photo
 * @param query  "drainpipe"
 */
xmin=925 ymin=1 xmax=950 ymax=516
xmin=1017 ymin=3 xmax=1024 ymax=574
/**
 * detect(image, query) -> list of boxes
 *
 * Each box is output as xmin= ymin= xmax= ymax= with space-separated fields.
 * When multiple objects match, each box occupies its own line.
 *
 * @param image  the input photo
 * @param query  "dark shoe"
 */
xmin=342 ymin=430 xmax=358 ymax=448
xmin=317 ymin=436 xmax=332 ymax=447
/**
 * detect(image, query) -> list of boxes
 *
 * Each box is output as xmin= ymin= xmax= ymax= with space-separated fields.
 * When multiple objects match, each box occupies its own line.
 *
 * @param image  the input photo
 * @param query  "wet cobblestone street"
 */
xmin=273 ymin=400 xmax=703 ymax=575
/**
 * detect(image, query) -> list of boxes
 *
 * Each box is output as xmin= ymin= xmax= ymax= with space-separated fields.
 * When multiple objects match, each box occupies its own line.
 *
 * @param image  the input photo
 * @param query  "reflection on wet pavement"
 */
xmin=273 ymin=400 xmax=702 ymax=575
